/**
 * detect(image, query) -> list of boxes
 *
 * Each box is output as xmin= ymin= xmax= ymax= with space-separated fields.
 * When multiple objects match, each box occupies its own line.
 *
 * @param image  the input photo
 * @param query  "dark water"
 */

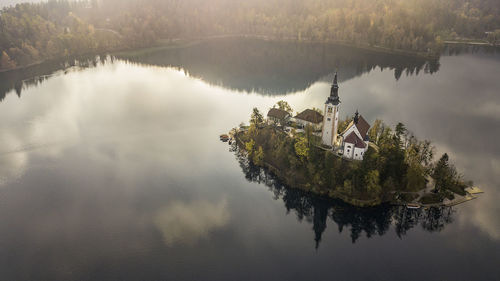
xmin=0 ymin=39 xmax=499 ymax=280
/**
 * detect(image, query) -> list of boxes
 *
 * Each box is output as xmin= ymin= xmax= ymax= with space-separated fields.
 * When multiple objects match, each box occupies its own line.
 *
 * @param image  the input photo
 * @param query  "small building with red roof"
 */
xmin=339 ymin=110 xmax=371 ymax=160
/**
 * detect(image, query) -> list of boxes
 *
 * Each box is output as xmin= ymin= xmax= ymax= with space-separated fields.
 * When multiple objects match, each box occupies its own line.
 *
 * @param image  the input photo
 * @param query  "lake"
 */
xmin=0 ymin=38 xmax=499 ymax=280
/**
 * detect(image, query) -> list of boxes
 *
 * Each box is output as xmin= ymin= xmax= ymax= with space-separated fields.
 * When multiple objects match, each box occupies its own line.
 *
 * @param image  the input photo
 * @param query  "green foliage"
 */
xmin=342 ymin=179 xmax=353 ymax=194
xmin=486 ymin=30 xmax=500 ymax=44
xmin=394 ymin=122 xmax=407 ymax=146
xmin=420 ymin=193 xmax=443 ymax=205
xmin=406 ymin=162 xmax=427 ymax=192
xmin=433 ymin=153 xmax=451 ymax=193
xmin=245 ymin=139 xmax=255 ymax=156
xmin=311 ymin=107 xmax=323 ymax=115
xmin=337 ymin=116 xmax=352 ymax=134
xmin=250 ymin=108 xmax=264 ymax=126
xmin=238 ymin=118 xmax=470 ymax=205
xmin=275 ymin=100 xmax=293 ymax=114
xmin=365 ymin=170 xmax=382 ymax=196
xmin=0 ymin=2 xmax=121 ymax=70
xmin=2 ymin=0 xmax=499 ymax=70
xmin=253 ymin=146 xmax=264 ymax=166
xmin=431 ymin=153 xmax=465 ymax=196
xmin=368 ymin=119 xmax=384 ymax=144
xmin=294 ymin=136 xmax=309 ymax=160
xmin=0 ymin=51 xmax=16 ymax=69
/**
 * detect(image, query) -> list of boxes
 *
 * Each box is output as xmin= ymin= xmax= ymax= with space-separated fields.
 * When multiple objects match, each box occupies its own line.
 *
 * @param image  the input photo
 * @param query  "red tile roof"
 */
xmin=356 ymin=115 xmax=370 ymax=138
xmin=267 ymin=108 xmax=290 ymax=119
xmin=344 ymin=131 xmax=366 ymax=148
xmin=294 ymin=109 xmax=323 ymax=124
xmin=342 ymin=115 xmax=371 ymax=139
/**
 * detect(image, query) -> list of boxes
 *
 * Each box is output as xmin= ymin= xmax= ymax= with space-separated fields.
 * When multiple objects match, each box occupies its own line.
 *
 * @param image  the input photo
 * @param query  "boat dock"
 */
xmin=443 ymin=194 xmax=477 ymax=207
xmin=465 ymin=186 xmax=484 ymax=194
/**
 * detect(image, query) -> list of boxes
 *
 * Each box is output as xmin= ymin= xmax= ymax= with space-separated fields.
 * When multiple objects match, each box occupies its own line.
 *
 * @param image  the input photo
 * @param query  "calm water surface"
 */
xmin=0 ymin=39 xmax=499 ymax=280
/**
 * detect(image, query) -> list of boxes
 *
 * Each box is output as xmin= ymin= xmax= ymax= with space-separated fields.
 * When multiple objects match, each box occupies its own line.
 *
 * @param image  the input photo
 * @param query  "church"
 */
xmin=321 ymin=73 xmax=371 ymax=160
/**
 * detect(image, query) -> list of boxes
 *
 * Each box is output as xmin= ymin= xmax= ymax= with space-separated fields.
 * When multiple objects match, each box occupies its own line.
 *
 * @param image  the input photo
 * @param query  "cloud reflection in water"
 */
xmin=154 ymin=198 xmax=230 ymax=246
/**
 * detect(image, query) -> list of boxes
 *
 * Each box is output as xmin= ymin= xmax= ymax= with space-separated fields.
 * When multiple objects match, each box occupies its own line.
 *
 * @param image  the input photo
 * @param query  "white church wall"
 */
xmin=353 ymin=147 xmax=365 ymax=161
xmin=321 ymin=104 xmax=339 ymax=146
xmin=343 ymin=142 xmax=354 ymax=159
xmin=342 ymin=142 xmax=367 ymax=160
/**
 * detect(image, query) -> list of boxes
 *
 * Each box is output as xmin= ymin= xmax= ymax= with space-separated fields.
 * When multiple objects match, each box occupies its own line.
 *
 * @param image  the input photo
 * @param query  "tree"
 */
xmin=368 ymin=119 xmax=384 ymax=144
xmin=294 ymin=136 xmax=309 ymax=160
xmin=487 ymin=30 xmax=500 ymax=45
xmin=276 ymin=100 xmax=293 ymax=114
xmin=311 ymin=107 xmax=323 ymax=115
xmin=406 ymin=162 xmax=426 ymax=191
xmin=337 ymin=116 xmax=353 ymax=134
xmin=365 ymin=170 xmax=382 ymax=196
xmin=254 ymin=146 xmax=264 ymax=165
xmin=250 ymin=107 xmax=264 ymax=126
xmin=432 ymin=153 xmax=452 ymax=193
xmin=394 ymin=122 xmax=407 ymax=147
xmin=304 ymin=124 xmax=315 ymax=145
xmin=0 ymin=51 xmax=16 ymax=69
xmin=245 ymin=139 xmax=255 ymax=157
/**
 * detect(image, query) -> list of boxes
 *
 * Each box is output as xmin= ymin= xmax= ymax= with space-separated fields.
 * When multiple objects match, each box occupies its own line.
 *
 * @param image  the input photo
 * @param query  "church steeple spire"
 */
xmin=326 ymin=72 xmax=340 ymax=105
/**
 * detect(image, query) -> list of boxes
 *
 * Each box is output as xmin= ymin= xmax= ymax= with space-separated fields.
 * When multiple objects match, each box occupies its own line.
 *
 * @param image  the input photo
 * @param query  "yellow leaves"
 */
xmin=0 ymin=51 xmax=17 ymax=69
xmin=253 ymin=146 xmax=264 ymax=166
xmin=245 ymin=139 xmax=255 ymax=155
xmin=294 ymin=136 xmax=309 ymax=160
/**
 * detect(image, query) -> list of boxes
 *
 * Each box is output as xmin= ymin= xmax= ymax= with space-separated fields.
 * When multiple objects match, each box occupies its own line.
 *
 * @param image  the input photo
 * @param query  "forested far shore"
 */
xmin=1 ymin=0 xmax=500 ymax=71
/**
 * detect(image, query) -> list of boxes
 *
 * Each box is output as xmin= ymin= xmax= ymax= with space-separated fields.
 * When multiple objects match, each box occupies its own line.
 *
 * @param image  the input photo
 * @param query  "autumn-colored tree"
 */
xmin=253 ymin=146 xmax=264 ymax=165
xmin=1 ymin=0 xmax=499 ymax=68
xmin=0 ymin=51 xmax=16 ymax=69
xmin=294 ymin=136 xmax=309 ymax=160
xmin=275 ymin=100 xmax=293 ymax=114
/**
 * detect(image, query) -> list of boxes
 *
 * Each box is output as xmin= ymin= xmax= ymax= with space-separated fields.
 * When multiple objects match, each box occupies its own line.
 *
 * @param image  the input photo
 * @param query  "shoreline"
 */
xmin=4 ymin=34 xmax=499 ymax=74
xmin=233 ymin=131 xmax=382 ymax=207
xmin=233 ymin=127 xmax=476 ymax=208
xmin=2 ymin=34 xmax=441 ymax=73
xmin=117 ymin=34 xmax=441 ymax=59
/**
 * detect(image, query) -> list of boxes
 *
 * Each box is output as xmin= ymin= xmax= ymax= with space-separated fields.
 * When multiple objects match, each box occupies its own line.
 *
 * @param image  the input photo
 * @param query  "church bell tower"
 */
xmin=321 ymin=72 xmax=341 ymax=147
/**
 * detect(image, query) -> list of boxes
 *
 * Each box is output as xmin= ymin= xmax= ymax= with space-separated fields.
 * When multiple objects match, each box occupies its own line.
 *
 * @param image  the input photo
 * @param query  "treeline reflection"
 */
xmin=0 ymin=55 xmax=112 ymax=102
xmin=233 ymin=145 xmax=454 ymax=248
xmin=120 ymin=38 xmax=440 ymax=95
xmin=443 ymin=44 xmax=500 ymax=57
xmin=2 ymin=39 xmax=498 ymax=103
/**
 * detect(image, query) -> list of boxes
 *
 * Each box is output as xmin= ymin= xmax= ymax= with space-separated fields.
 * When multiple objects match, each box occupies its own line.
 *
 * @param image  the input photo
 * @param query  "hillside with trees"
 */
xmin=1 ymin=0 xmax=500 ymax=71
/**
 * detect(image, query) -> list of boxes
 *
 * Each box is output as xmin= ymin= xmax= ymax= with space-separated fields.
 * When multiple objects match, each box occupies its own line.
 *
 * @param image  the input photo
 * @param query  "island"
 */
xmin=230 ymin=73 xmax=481 ymax=207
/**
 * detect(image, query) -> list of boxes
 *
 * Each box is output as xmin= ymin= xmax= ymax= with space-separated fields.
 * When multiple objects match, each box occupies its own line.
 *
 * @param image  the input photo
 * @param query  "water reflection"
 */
xmin=443 ymin=44 xmax=500 ymax=57
xmin=153 ymin=199 xmax=230 ymax=246
xmin=119 ymin=38 xmax=440 ymax=95
xmin=234 ymin=145 xmax=455 ymax=247
xmin=0 ymin=39 xmax=440 ymax=100
xmin=0 ymin=55 xmax=111 ymax=102
xmin=0 ymin=39 xmax=499 ymax=280
xmin=3 ymin=40 xmax=499 ymax=103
